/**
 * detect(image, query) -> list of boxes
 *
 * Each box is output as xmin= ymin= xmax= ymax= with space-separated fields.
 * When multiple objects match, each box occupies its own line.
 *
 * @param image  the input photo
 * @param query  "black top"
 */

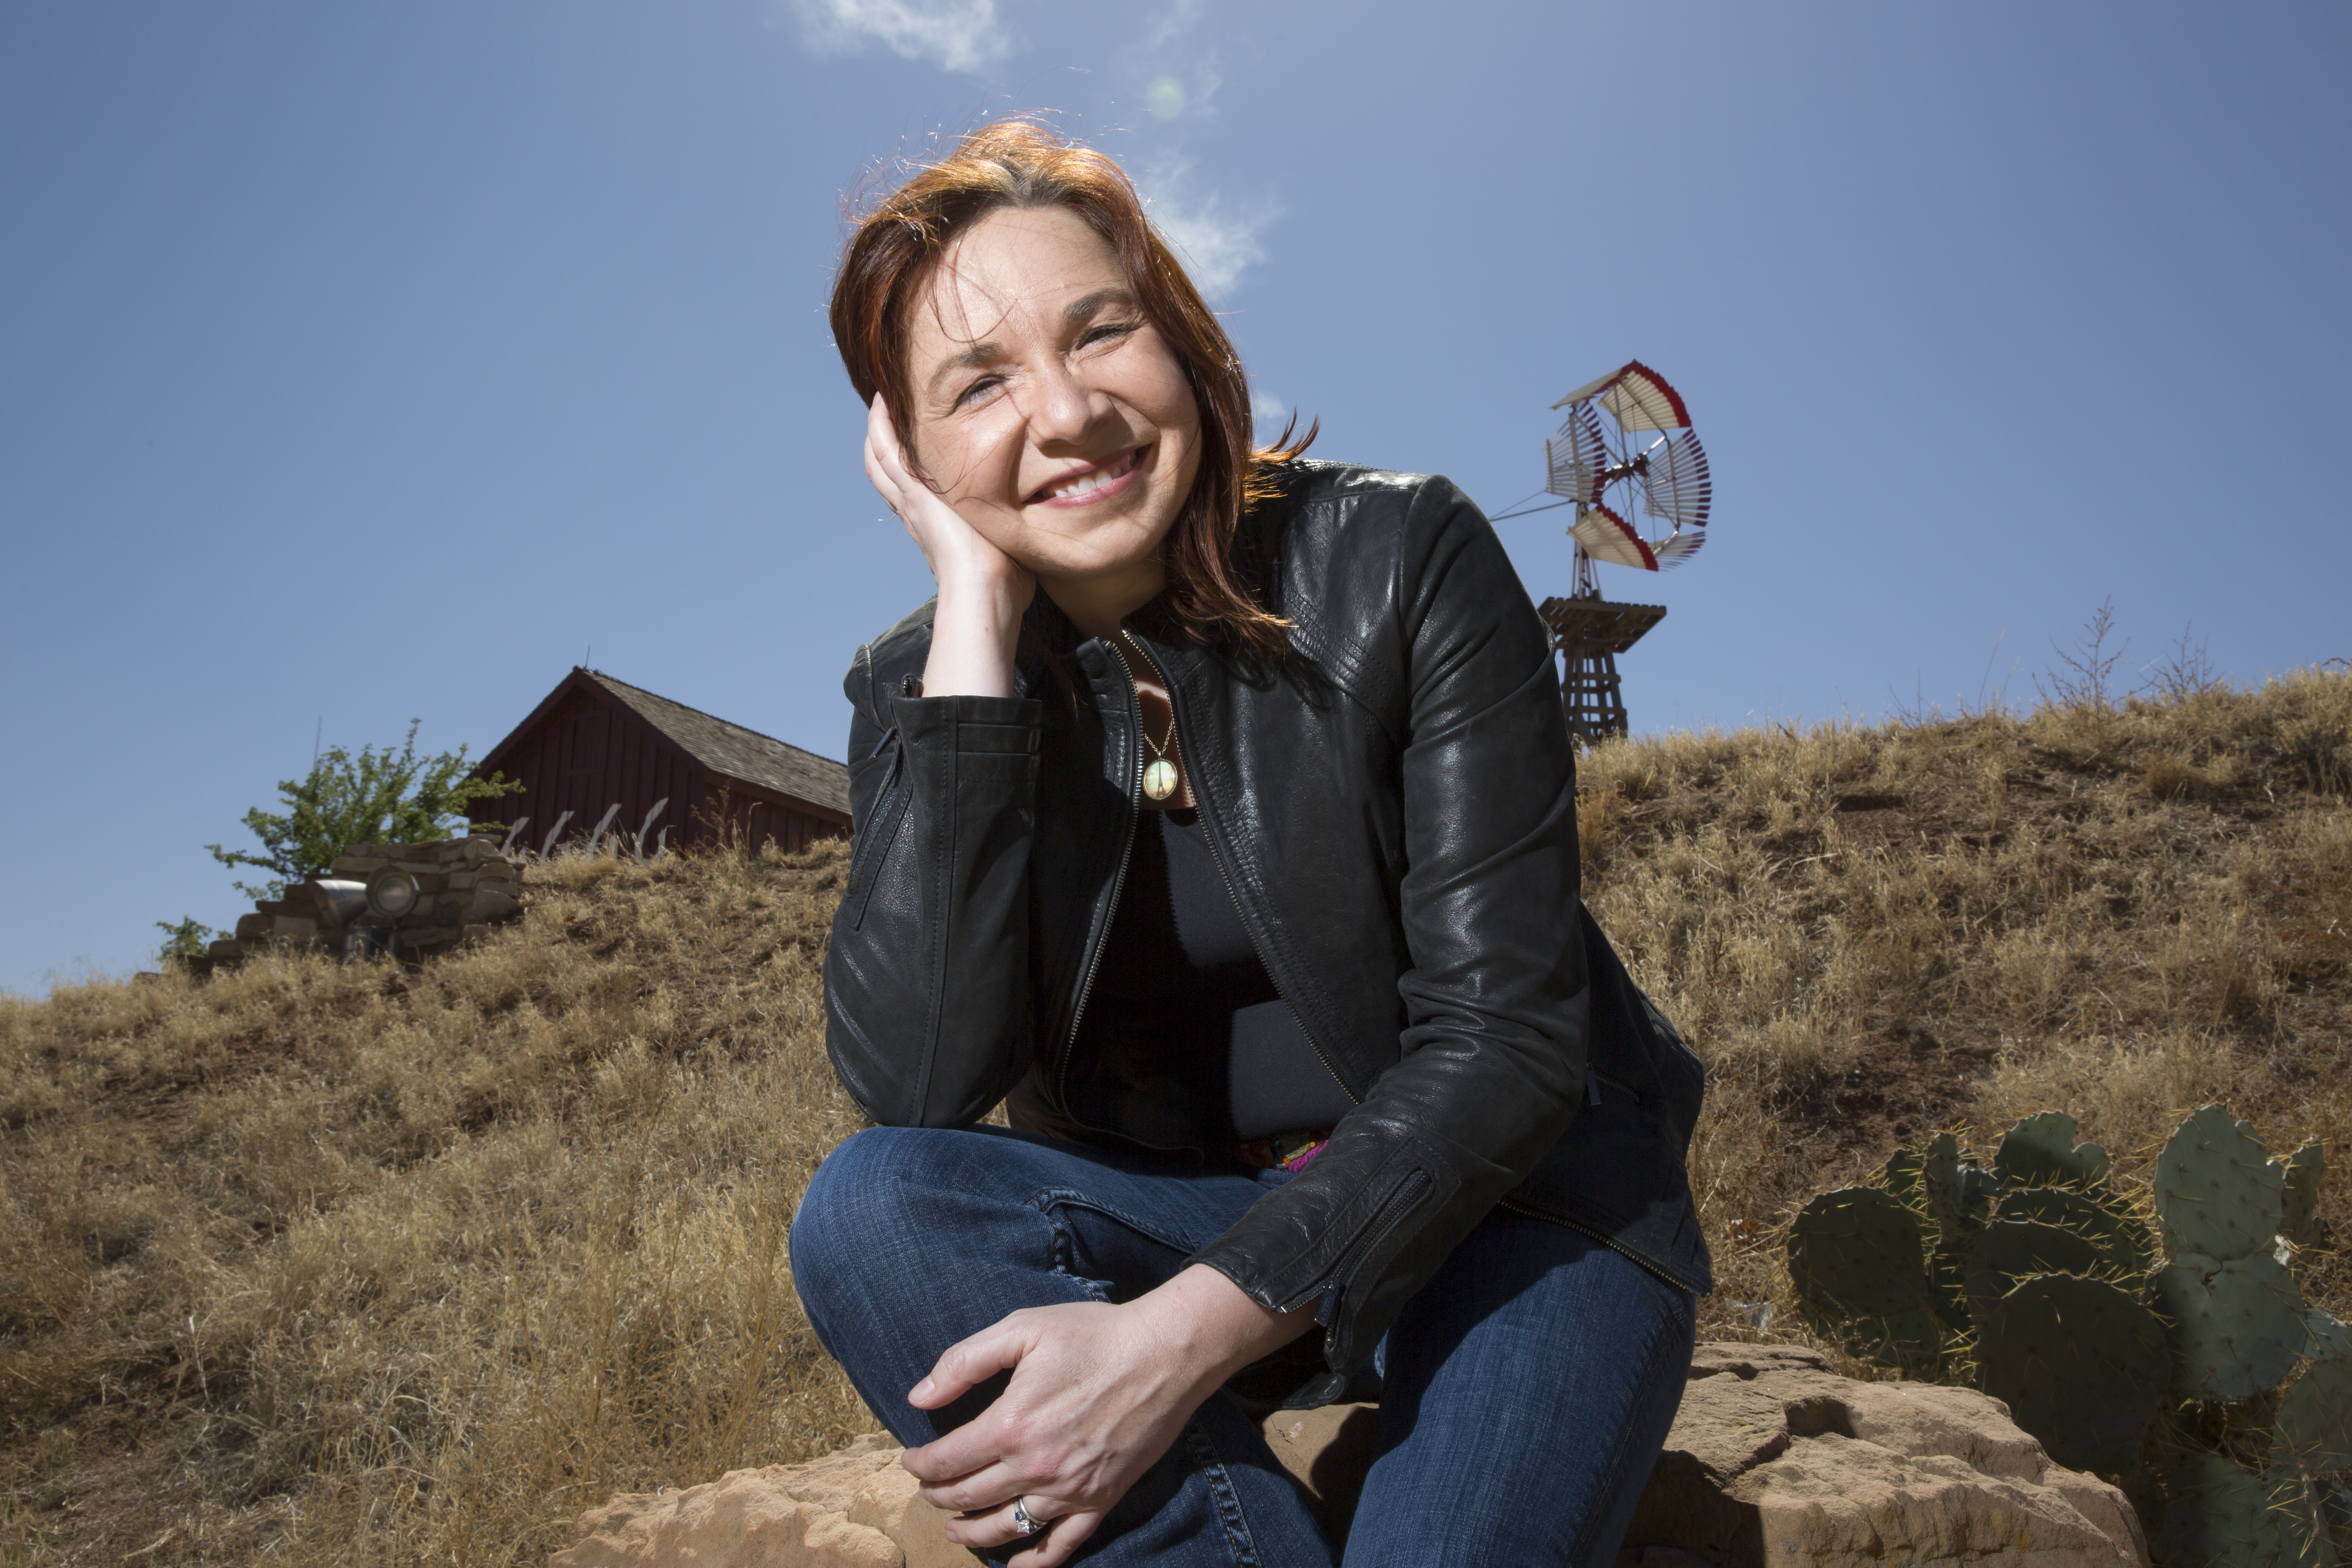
xmin=1074 ymin=807 xmax=1357 ymax=1145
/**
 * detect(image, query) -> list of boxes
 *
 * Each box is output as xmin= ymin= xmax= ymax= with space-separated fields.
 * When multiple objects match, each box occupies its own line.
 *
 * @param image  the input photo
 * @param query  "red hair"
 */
xmin=829 ymin=119 xmax=1310 ymax=657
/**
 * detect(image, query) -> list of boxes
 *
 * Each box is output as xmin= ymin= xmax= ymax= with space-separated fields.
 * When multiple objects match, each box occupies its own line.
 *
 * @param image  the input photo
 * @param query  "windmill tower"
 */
xmin=1537 ymin=361 xmax=1712 ymax=743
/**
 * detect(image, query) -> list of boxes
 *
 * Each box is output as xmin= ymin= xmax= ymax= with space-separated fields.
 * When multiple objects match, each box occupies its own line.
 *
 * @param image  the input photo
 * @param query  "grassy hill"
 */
xmin=4 ymin=668 xmax=2348 ymax=1565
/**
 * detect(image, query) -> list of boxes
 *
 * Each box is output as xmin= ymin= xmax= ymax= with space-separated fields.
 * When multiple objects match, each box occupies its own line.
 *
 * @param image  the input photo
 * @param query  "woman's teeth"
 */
xmin=1043 ymin=449 xmax=1138 ymax=501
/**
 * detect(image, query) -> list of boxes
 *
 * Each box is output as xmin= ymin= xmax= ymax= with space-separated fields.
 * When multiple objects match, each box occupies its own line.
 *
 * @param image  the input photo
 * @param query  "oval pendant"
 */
xmin=1143 ymin=758 xmax=1179 ymax=801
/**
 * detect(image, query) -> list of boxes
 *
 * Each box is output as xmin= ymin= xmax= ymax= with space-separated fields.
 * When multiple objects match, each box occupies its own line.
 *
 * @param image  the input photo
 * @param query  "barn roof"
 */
xmin=579 ymin=670 xmax=850 ymax=816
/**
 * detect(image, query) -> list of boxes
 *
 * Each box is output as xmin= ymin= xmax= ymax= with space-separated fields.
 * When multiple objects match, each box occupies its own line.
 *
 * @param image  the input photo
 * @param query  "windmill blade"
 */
xmin=1651 ymin=528 xmax=1706 ymax=570
xmin=1570 ymin=504 xmax=1659 ymax=571
xmin=1550 ymin=359 xmax=1692 ymax=432
xmin=1638 ymin=429 xmax=1712 ymax=530
xmin=1544 ymin=405 xmax=1608 ymax=501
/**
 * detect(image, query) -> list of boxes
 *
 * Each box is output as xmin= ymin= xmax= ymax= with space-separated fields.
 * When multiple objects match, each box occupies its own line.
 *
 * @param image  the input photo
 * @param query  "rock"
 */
xmin=1260 ymin=1402 xmax=1379 ymax=1541
xmin=1620 ymin=1343 xmax=2149 ymax=1568
xmin=550 ymin=1434 xmax=969 ymax=1568
xmin=550 ymin=1346 xmax=2149 ymax=1568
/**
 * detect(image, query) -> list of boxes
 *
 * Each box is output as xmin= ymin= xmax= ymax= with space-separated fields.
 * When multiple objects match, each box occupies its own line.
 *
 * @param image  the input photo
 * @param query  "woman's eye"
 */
xmin=953 ymin=376 xmax=1000 ymax=409
xmin=1081 ymin=323 xmax=1136 ymax=348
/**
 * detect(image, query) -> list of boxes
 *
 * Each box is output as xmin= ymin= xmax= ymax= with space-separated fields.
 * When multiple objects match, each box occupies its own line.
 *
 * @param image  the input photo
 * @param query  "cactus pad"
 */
xmin=1927 ymin=1239 xmax=1973 ymax=1331
xmin=1879 ymin=1146 xmax=1927 ymax=1212
xmin=1976 ymin=1271 xmax=2166 ymax=1477
xmin=1840 ymin=1306 xmax=1948 ymax=1370
xmin=2279 ymin=1360 xmax=2352 ymax=1477
xmin=1964 ymin=1218 xmax=2103 ymax=1320
xmin=2318 ymin=1478 xmax=2352 ymax=1563
xmin=2158 ymin=1453 xmax=2322 ymax=1568
xmin=1789 ymin=1188 xmax=1942 ymax=1365
xmin=2270 ymin=1470 xmax=2338 ymax=1568
xmin=2154 ymin=1250 xmax=2307 ymax=1401
xmin=1997 ymin=1110 xmax=2114 ymax=1189
xmin=1999 ymin=1185 xmax=2156 ymax=1278
xmin=2310 ymin=1310 xmax=2352 ymax=1363
xmin=2158 ymin=1105 xmax=2286 ymax=1263
xmin=2283 ymin=1139 xmax=2328 ymax=1250
xmin=1924 ymin=1132 xmax=2000 ymax=1240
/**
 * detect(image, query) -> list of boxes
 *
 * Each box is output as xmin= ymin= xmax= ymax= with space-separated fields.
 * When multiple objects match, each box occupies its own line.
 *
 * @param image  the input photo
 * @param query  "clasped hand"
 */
xmin=902 ymin=1297 xmax=1204 ymax=1565
xmin=900 ymin=1265 xmax=1310 ymax=1567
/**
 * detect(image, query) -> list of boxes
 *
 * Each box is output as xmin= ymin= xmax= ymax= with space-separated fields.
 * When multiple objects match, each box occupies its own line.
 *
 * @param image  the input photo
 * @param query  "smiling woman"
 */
xmin=791 ymin=120 xmax=1711 ymax=1568
xmin=827 ymin=122 xmax=1301 ymax=674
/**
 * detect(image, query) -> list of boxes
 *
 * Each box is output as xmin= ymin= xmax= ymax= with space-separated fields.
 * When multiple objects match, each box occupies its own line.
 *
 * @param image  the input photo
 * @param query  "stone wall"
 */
xmin=205 ymin=835 xmax=525 ymax=967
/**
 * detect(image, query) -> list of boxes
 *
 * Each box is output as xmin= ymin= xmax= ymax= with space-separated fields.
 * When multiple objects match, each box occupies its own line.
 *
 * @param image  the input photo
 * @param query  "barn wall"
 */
xmin=469 ymin=680 xmax=848 ymax=854
xmin=468 ymin=684 xmax=702 ymax=853
xmin=697 ymin=773 xmax=850 ymax=854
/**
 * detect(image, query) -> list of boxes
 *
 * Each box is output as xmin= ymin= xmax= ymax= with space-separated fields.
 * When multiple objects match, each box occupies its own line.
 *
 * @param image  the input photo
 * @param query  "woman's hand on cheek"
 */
xmin=865 ymin=393 xmax=1031 ymax=603
xmin=868 ymin=393 xmax=1031 ymax=699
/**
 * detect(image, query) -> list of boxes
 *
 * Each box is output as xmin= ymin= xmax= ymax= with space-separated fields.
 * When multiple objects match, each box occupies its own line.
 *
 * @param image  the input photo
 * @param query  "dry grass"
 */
xmin=3 ymin=667 xmax=2348 ymax=1562
xmin=2 ymin=841 xmax=871 ymax=1564
xmin=1588 ymin=668 xmax=2352 ymax=1354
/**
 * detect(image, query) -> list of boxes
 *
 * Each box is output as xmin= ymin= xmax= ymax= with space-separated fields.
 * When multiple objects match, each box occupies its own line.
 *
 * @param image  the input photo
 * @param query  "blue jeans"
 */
xmin=790 ymin=1126 xmax=1694 ymax=1567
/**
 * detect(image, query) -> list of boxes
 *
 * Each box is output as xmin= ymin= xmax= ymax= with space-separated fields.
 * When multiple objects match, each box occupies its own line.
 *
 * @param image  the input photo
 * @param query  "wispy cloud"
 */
xmin=1252 ymin=390 xmax=1290 ymax=422
xmin=1141 ymin=0 xmax=1207 ymax=53
xmin=1136 ymin=155 xmax=1273 ymax=298
xmin=782 ymin=0 xmax=1011 ymax=74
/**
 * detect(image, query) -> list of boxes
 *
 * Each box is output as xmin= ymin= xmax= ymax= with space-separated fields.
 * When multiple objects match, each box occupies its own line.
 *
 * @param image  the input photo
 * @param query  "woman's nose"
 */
xmin=1021 ymin=359 xmax=1106 ymax=445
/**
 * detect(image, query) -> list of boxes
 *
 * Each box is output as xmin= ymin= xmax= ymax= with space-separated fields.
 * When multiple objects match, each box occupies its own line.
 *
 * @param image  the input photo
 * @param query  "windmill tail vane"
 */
xmin=1532 ymin=360 xmax=1713 ymax=743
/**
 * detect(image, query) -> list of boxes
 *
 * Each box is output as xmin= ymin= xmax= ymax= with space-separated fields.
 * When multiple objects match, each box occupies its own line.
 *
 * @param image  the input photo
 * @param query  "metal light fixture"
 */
xmin=313 ymin=879 xmax=369 ymax=926
xmin=366 ymin=868 xmax=421 ymax=920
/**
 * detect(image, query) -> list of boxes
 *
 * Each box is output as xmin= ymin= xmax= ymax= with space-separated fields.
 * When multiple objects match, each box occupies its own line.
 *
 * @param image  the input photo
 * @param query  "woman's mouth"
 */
xmin=1031 ymin=447 xmax=1146 ymax=506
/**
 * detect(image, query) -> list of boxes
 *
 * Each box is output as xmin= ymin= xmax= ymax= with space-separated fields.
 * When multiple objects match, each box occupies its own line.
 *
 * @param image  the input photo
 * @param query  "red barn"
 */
xmin=468 ymin=668 xmax=851 ymax=855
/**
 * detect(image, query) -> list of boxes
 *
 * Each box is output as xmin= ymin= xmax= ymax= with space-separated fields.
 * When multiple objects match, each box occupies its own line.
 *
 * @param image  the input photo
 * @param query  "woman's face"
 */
xmin=899 ymin=205 xmax=1203 ymax=596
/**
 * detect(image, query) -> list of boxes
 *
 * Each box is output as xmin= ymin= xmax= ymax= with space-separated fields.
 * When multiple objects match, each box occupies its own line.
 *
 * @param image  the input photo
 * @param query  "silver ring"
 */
xmin=1010 ymin=1496 xmax=1047 ymax=1537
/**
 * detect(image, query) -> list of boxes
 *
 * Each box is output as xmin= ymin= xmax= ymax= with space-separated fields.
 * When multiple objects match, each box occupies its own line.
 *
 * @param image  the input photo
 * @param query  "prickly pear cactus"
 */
xmin=1924 ymin=1132 xmax=2000 ymax=1240
xmin=2318 ymin=1478 xmax=2352 ymax=1564
xmin=2153 ymin=1250 xmax=2307 ymax=1401
xmin=2159 ymin=1452 xmax=2327 ymax=1568
xmin=2278 ymin=1360 xmax=2352 ymax=1477
xmin=1998 ymin=1184 xmax=2155 ymax=1278
xmin=1976 ymin=1272 xmax=2167 ymax=1478
xmin=1787 ymin=1187 xmax=1942 ymax=1368
xmin=2267 ymin=1470 xmax=2339 ymax=1568
xmin=2158 ymin=1105 xmax=2287 ymax=1264
xmin=2311 ymin=1310 xmax=2352 ymax=1363
xmin=1786 ymin=1101 xmax=2337 ymax=1537
xmin=2285 ymin=1140 xmax=2329 ymax=1250
xmin=1879 ymin=1146 xmax=1927 ymax=1211
xmin=1997 ymin=1110 xmax=2114 ymax=1190
xmin=1964 ymin=1217 xmax=2103 ymax=1320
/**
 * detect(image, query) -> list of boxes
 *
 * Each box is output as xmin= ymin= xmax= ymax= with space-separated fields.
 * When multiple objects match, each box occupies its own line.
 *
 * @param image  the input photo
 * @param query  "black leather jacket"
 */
xmin=824 ymin=463 xmax=1711 ymax=1381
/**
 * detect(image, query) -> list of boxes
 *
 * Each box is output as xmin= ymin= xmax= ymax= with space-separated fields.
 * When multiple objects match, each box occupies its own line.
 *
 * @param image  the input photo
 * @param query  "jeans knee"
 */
xmin=790 ymin=1126 xmax=977 ymax=1323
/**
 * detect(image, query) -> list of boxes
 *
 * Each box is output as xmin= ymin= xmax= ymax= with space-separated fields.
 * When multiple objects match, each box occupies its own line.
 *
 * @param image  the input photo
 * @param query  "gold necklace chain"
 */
xmin=1120 ymin=635 xmax=1184 ymax=802
xmin=1140 ymin=708 xmax=1175 ymax=761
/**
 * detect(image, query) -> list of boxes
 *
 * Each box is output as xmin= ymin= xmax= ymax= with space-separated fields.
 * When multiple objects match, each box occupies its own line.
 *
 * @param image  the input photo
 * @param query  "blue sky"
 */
xmin=4 ymin=2 xmax=2346 ymax=992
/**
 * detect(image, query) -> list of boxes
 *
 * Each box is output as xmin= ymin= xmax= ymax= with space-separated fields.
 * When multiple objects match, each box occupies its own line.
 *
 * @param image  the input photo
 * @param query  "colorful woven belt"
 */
xmin=1235 ymin=1127 xmax=1334 ymax=1174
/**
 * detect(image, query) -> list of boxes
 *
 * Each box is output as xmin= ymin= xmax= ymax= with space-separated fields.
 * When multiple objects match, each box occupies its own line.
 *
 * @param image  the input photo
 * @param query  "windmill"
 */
xmin=1536 ymin=360 xmax=1712 ymax=743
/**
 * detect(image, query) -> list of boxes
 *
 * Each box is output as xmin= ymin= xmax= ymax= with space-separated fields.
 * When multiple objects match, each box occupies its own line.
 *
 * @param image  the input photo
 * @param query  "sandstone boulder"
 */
xmin=1621 ymin=1344 xmax=2149 ymax=1568
xmin=551 ymin=1345 xmax=2149 ymax=1568
xmin=551 ymin=1434 xmax=968 ymax=1568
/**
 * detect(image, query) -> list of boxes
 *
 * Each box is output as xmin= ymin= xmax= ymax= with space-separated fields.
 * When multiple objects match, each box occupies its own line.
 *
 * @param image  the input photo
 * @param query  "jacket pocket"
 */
xmin=841 ymin=746 xmax=909 ymax=932
xmin=1642 ymin=993 xmax=1706 ymax=1152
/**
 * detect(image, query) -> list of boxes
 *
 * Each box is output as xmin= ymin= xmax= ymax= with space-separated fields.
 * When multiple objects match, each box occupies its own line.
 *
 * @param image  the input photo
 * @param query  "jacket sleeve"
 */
xmin=822 ymin=635 xmax=1045 ymax=1127
xmin=1186 ymin=476 xmax=1592 ymax=1375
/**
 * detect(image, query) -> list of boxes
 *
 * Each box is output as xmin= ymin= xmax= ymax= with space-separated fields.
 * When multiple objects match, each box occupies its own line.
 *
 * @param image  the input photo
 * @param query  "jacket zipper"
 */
xmin=1123 ymin=635 xmax=1361 ymax=1109
xmin=1291 ymin=1167 xmax=1433 ymax=1324
xmin=1054 ymin=645 xmax=1144 ymax=1110
xmin=1493 ymin=1194 xmax=1703 ymax=1294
